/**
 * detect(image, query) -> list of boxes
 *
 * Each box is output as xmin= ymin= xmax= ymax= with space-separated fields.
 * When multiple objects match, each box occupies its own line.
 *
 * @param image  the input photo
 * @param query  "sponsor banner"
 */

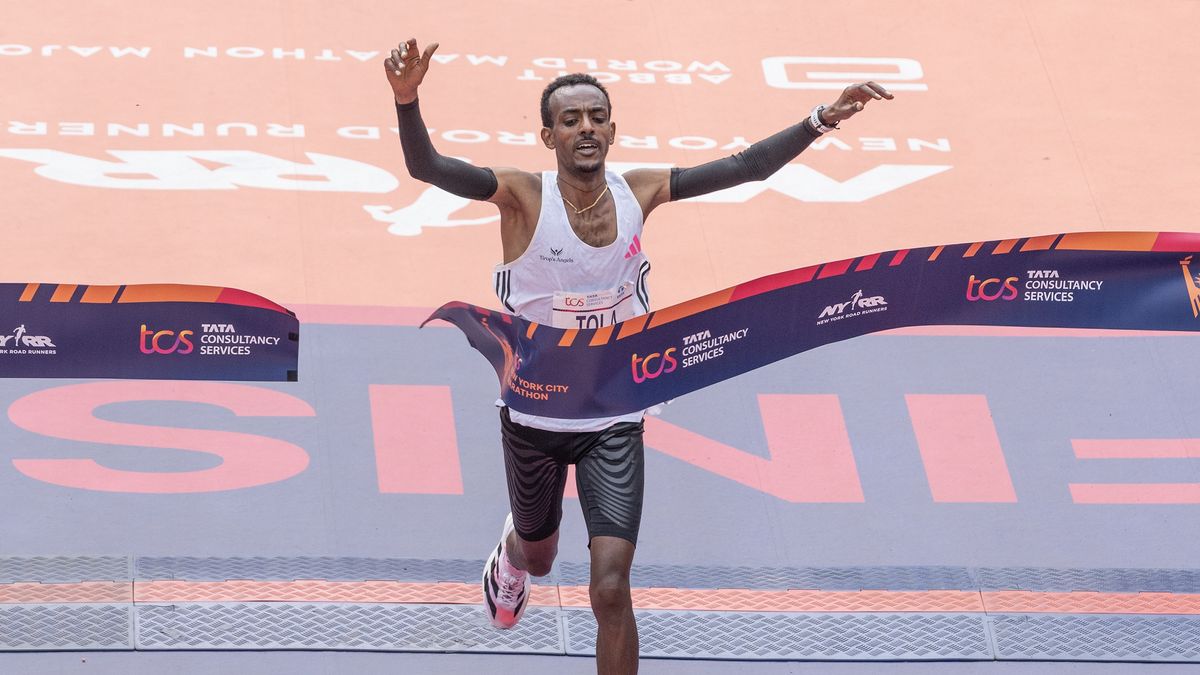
xmin=0 ymin=283 xmax=298 ymax=381
xmin=427 ymin=231 xmax=1200 ymax=419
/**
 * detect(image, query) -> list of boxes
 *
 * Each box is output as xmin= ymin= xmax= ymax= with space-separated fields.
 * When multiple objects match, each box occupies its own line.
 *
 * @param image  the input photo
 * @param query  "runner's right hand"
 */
xmin=384 ymin=38 xmax=439 ymax=104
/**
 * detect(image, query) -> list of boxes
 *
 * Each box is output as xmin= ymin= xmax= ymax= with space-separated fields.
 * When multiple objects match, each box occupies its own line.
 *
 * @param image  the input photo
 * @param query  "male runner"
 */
xmin=384 ymin=38 xmax=892 ymax=674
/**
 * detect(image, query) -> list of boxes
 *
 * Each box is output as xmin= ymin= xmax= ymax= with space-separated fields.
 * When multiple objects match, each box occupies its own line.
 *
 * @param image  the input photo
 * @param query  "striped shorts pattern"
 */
xmin=499 ymin=407 xmax=645 ymax=545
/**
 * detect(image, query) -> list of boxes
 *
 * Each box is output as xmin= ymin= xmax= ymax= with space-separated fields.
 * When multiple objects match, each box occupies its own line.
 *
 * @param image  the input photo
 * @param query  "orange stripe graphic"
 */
xmin=728 ymin=265 xmax=819 ymax=302
xmin=19 ymin=283 xmax=39 ymax=302
xmin=134 ymin=580 xmax=560 ymax=607
xmin=81 ymin=285 xmax=121 ymax=304
xmin=992 ymin=239 xmax=1019 ymax=255
xmin=855 ymin=253 xmax=881 ymax=272
xmin=648 ymin=289 xmax=733 ymax=329
xmin=558 ymin=329 xmax=578 ymax=347
xmin=5 ymin=580 xmax=1199 ymax=616
xmin=1057 ymin=231 xmax=1158 ymax=251
xmin=50 ymin=284 xmax=77 ymax=302
xmin=818 ymin=258 xmax=855 ymax=279
xmin=0 ymin=581 xmax=132 ymax=604
xmin=616 ymin=314 xmax=650 ymax=340
xmin=559 ymin=587 xmax=983 ymax=613
xmin=589 ymin=324 xmax=615 ymax=347
xmin=963 ymin=242 xmax=984 ymax=258
xmin=1020 ymin=235 xmax=1059 ymax=251
xmin=118 ymin=284 xmax=222 ymax=303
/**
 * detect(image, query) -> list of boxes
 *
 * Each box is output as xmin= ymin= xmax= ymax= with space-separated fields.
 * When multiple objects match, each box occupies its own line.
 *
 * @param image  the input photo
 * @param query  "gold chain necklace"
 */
xmin=560 ymin=184 xmax=609 ymax=215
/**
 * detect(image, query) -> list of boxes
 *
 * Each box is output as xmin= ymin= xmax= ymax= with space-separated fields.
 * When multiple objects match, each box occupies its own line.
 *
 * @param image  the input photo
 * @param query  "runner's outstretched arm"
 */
xmin=383 ymin=38 xmax=498 ymax=201
xmin=625 ymin=82 xmax=894 ymax=217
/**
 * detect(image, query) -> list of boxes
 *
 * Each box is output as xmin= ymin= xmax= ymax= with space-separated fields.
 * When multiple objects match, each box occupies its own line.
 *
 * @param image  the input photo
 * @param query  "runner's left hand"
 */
xmin=384 ymin=38 xmax=440 ymax=105
xmin=821 ymin=82 xmax=894 ymax=124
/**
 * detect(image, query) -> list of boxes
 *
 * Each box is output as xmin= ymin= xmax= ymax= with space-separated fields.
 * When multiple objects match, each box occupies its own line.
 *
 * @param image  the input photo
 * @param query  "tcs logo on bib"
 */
xmin=631 ymin=348 xmax=677 ymax=383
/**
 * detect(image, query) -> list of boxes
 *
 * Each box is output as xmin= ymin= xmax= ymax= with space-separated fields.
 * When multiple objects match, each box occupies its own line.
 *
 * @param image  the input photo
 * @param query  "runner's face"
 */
xmin=543 ymin=85 xmax=614 ymax=175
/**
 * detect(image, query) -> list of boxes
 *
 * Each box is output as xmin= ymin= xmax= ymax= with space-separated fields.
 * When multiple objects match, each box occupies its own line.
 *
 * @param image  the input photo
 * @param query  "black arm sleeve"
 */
xmin=669 ymin=119 xmax=821 ymax=201
xmin=395 ymin=99 xmax=498 ymax=201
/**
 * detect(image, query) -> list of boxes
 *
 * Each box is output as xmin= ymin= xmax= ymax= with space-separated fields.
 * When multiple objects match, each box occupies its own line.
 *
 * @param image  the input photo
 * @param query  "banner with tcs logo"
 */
xmin=427 ymin=231 xmax=1200 ymax=419
xmin=0 ymin=283 xmax=298 ymax=381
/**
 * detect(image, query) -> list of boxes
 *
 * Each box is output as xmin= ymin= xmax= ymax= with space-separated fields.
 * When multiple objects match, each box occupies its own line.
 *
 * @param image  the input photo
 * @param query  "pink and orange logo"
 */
xmin=140 ymin=325 xmax=194 ymax=355
xmin=966 ymin=274 xmax=1019 ymax=302
xmin=631 ymin=348 xmax=677 ymax=383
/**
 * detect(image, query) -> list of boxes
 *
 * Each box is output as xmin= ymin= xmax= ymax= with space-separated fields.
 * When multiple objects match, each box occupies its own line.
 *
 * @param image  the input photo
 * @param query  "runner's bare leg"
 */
xmin=506 ymin=529 xmax=559 ymax=577
xmin=590 ymin=535 xmax=638 ymax=674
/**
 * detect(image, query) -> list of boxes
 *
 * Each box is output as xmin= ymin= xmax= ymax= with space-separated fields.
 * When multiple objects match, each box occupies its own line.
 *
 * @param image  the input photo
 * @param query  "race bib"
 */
xmin=551 ymin=282 xmax=636 ymax=329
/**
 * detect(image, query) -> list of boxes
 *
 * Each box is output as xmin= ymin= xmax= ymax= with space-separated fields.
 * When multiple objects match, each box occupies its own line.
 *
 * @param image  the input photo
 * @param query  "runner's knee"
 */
xmin=588 ymin=540 xmax=634 ymax=617
xmin=589 ymin=571 xmax=631 ymax=617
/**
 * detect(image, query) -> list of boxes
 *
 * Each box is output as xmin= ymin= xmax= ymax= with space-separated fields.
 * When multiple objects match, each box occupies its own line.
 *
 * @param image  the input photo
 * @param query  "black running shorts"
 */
xmin=499 ymin=407 xmax=645 ymax=545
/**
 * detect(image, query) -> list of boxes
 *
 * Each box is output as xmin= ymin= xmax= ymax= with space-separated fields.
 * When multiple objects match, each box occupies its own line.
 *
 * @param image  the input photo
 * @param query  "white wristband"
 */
xmin=809 ymin=105 xmax=839 ymax=134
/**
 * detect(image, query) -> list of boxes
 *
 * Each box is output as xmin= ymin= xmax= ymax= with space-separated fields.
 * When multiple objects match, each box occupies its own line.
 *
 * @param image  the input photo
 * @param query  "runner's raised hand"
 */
xmin=821 ymin=81 xmax=894 ymax=124
xmin=384 ymin=38 xmax=440 ymax=104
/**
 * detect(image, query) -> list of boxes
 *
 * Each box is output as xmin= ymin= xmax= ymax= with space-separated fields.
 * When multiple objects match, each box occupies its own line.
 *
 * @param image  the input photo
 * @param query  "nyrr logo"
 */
xmin=140 ymin=324 xmax=194 ymax=355
xmin=966 ymin=275 xmax=1019 ymax=302
xmin=0 ymin=325 xmax=56 ymax=348
xmin=818 ymin=289 xmax=887 ymax=319
xmin=1183 ymin=256 xmax=1200 ymax=318
xmin=630 ymin=348 xmax=677 ymax=384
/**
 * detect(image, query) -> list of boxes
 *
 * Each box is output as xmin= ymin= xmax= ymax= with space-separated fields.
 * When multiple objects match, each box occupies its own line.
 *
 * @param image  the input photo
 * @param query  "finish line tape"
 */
xmin=427 ymin=231 xmax=1200 ymax=419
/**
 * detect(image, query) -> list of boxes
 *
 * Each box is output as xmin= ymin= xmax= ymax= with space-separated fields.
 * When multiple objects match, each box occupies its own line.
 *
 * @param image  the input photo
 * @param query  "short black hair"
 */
xmin=540 ymin=73 xmax=611 ymax=128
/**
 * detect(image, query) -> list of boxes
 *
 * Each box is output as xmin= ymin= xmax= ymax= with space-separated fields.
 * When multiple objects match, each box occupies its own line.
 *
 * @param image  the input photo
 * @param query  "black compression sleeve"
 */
xmin=395 ymin=99 xmax=498 ymax=201
xmin=669 ymin=119 xmax=821 ymax=201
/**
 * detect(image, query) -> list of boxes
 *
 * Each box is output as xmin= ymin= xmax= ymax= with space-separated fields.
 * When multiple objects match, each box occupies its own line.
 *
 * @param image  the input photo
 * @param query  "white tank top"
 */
xmin=494 ymin=170 xmax=650 ymax=432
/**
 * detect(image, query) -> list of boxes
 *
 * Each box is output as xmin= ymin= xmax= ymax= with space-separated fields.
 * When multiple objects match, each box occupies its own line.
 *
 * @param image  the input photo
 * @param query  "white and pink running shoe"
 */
xmin=482 ymin=513 xmax=530 ymax=629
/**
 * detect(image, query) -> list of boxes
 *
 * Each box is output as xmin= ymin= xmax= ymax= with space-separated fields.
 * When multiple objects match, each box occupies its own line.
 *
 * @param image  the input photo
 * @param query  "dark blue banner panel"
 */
xmin=0 ymin=283 xmax=298 ymax=381
xmin=428 ymin=232 xmax=1200 ymax=419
